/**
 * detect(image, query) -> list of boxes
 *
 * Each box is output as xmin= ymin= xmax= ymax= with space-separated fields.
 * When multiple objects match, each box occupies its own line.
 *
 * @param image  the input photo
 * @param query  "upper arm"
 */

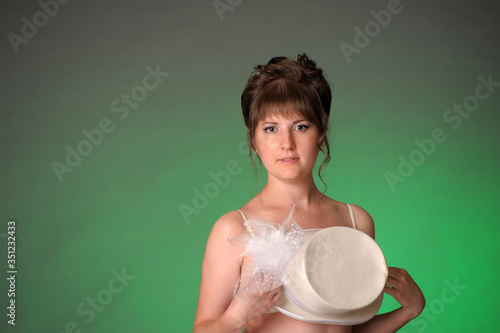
xmin=350 ymin=204 xmax=375 ymax=239
xmin=193 ymin=212 xmax=246 ymax=326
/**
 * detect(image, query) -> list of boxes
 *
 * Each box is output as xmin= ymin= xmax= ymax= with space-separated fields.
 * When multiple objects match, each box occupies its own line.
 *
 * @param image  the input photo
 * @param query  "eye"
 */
xmin=264 ymin=126 xmax=277 ymax=133
xmin=294 ymin=124 xmax=310 ymax=131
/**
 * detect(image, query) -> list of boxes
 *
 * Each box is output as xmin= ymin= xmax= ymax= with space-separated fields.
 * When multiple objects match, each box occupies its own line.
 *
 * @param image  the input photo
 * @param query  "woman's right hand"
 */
xmin=225 ymin=284 xmax=281 ymax=329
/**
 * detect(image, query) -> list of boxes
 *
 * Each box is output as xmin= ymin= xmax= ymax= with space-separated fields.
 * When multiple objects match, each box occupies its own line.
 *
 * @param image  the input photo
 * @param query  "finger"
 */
xmin=388 ymin=267 xmax=410 ymax=280
xmin=383 ymin=285 xmax=402 ymax=301
xmin=263 ymin=273 xmax=279 ymax=291
xmin=385 ymin=276 xmax=401 ymax=290
xmin=387 ymin=267 xmax=402 ymax=279
xmin=265 ymin=278 xmax=275 ymax=291
xmin=265 ymin=287 xmax=280 ymax=300
xmin=271 ymin=291 xmax=281 ymax=303
xmin=388 ymin=267 xmax=414 ymax=288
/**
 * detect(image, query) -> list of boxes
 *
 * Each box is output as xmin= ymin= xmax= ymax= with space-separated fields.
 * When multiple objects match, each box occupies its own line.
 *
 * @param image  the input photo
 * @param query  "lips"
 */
xmin=279 ymin=157 xmax=299 ymax=164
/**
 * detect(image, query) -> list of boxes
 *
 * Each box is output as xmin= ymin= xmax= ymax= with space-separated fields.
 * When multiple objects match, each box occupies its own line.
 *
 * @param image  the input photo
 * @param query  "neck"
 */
xmin=259 ymin=173 xmax=323 ymax=210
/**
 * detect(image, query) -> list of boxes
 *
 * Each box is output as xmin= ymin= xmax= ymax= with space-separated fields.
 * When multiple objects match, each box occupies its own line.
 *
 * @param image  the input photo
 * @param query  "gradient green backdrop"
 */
xmin=1 ymin=1 xmax=499 ymax=332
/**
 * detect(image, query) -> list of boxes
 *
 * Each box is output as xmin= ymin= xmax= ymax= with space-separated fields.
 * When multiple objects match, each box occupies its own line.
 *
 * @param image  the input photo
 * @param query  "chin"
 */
xmin=277 ymin=172 xmax=308 ymax=182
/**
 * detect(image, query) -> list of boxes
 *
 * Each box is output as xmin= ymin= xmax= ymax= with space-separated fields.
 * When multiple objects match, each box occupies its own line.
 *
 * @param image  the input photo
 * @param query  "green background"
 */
xmin=1 ymin=0 xmax=499 ymax=332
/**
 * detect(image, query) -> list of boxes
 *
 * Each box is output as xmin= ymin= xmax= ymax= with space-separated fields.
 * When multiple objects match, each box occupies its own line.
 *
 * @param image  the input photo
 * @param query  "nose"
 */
xmin=281 ymin=130 xmax=295 ymax=150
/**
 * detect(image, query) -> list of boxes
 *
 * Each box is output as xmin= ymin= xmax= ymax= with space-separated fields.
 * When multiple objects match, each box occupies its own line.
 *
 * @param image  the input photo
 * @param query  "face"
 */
xmin=253 ymin=111 xmax=321 ymax=183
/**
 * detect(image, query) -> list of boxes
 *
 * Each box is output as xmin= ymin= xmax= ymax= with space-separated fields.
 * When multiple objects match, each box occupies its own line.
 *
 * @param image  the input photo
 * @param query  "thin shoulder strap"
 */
xmin=236 ymin=209 xmax=248 ymax=221
xmin=236 ymin=209 xmax=254 ymax=235
xmin=346 ymin=203 xmax=357 ymax=229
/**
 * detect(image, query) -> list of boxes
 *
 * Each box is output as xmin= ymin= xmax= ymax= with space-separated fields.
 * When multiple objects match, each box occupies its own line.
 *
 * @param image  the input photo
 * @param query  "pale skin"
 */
xmin=193 ymin=112 xmax=426 ymax=333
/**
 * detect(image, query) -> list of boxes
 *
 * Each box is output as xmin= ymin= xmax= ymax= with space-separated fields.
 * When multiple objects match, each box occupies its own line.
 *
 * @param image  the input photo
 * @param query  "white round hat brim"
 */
xmin=274 ymin=291 xmax=384 ymax=325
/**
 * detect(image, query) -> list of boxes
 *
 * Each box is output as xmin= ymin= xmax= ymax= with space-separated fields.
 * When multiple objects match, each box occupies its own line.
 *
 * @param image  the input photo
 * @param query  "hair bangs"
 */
xmin=249 ymin=79 xmax=323 ymax=130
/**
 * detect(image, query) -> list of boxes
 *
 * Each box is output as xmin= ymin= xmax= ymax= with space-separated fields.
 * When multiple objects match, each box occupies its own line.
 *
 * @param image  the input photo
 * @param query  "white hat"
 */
xmin=274 ymin=227 xmax=388 ymax=325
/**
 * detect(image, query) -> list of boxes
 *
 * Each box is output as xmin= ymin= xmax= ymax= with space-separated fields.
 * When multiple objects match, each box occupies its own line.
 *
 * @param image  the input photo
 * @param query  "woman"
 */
xmin=193 ymin=54 xmax=425 ymax=332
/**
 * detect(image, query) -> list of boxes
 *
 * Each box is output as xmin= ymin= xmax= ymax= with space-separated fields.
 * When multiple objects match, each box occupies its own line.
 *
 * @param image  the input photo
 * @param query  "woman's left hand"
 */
xmin=384 ymin=267 xmax=426 ymax=320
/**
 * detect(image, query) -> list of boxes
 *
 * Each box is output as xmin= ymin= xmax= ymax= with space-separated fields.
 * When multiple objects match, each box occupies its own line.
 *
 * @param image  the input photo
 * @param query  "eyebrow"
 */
xmin=261 ymin=119 xmax=309 ymax=126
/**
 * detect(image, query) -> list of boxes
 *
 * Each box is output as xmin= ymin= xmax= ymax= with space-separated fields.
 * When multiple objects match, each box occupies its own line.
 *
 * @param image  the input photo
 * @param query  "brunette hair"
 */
xmin=241 ymin=54 xmax=332 ymax=186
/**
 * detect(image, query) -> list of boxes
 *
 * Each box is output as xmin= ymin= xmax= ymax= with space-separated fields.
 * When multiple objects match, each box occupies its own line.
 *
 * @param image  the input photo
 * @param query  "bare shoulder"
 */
xmin=349 ymin=204 xmax=375 ymax=239
xmin=320 ymin=197 xmax=375 ymax=238
xmin=204 ymin=210 xmax=248 ymax=259
xmin=209 ymin=210 xmax=247 ymax=241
